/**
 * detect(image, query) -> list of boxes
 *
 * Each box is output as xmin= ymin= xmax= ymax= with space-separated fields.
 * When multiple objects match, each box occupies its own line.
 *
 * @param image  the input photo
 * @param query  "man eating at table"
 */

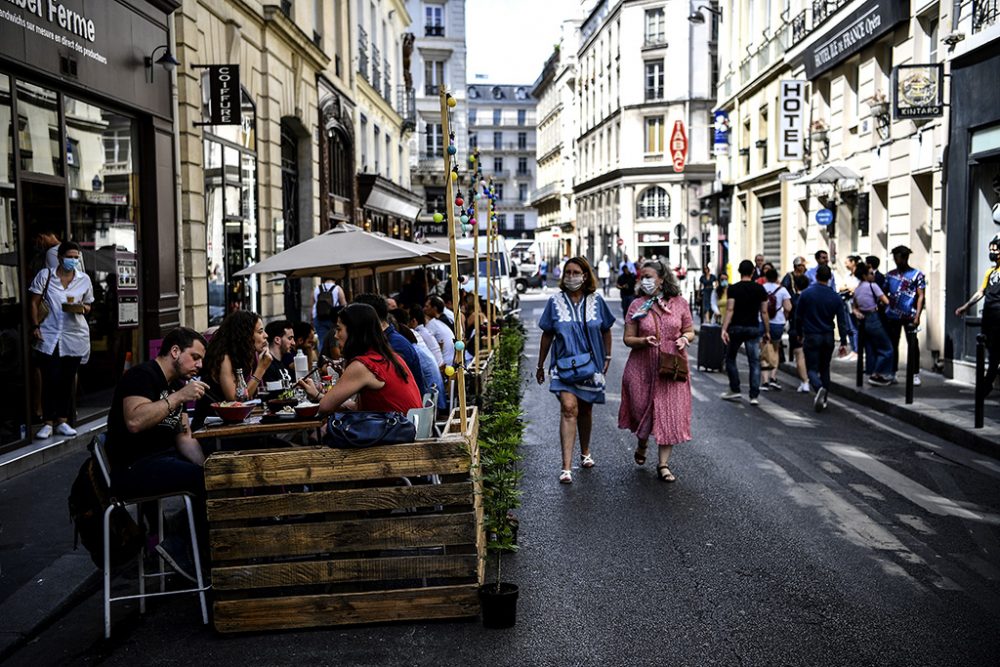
xmin=105 ymin=326 xmax=210 ymax=581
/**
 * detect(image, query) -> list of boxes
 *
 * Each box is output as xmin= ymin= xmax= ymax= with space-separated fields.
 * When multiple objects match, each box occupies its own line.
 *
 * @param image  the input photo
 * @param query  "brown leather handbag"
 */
xmin=655 ymin=310 xmax=689 ymax=382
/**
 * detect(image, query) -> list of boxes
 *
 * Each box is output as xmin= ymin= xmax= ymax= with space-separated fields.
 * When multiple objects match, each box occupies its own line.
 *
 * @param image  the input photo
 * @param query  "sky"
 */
xmin=465 ymin=0 xmax=582 ymax=85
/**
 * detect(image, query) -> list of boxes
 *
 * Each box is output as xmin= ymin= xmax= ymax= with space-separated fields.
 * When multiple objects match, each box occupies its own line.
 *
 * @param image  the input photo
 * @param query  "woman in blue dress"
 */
xmin=535 ymin=257 xmax=616 ymax=484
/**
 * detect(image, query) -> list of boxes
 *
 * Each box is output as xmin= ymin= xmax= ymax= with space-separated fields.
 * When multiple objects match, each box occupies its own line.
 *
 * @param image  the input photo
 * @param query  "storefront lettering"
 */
xmin=805 ymin=1 xmax=906 ymax=79
xmin=3 ymin=0 xmax=96 ymax=42
xmin=217 ymin=67 xmax=234 ymax=123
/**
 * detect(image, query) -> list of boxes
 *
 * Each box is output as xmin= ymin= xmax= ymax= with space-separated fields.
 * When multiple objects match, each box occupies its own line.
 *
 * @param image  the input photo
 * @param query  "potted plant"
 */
xmin=477 ymin=324 xmax=525 ymax=629
xmin=866 ymin=90 xmax=889 ymax=118
xmin=810 ymin=119 xmax=829 ymax=143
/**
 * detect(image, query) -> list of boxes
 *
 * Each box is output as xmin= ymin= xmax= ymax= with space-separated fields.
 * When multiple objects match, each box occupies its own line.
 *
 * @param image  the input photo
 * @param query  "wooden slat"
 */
xmin=193 ymin=418 xmax=323 ymax=440
xmin=207 ymin=482 xmax=474 ymax=521
xmin=213 ymin=584 xmax=480 ymax=632
xmin=213 ymin=554 xmax=479 ymax=590
xmin=210 ymin=513 xmax=477 ymax=561
xmin=204 ymin=440 xmax=473 ymax=490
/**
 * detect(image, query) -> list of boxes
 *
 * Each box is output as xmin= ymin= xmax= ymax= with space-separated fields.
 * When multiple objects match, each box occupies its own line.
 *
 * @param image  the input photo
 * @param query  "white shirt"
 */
xmin=45 ymin=245 xmax=59 ymax=270
xmin=30 ymin=268 xmax=94 ymax=362
xmin=311 ymin=280 xmax=345 ymax=319
xmin=597 ymin=260 xmax=611 ymax=279
xmin=443 ymin=306 xmax=456 ymax=324
xmin=762 ymin=282 xmax=791 ymax=326
xmin=415 ymin=324 xmax=444 ymax=366
xmin=424 ymin=317 xmax=456 ymax=367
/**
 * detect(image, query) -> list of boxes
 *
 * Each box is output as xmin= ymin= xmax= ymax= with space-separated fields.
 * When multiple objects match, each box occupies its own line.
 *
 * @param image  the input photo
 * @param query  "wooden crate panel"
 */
xmin=211 ymin=512 xmax=478 ymax=561
xmin=213 ymin=585 xmax=481 ymax=633
xmin=204 ymin=440 xmax=472 ymax=491
xmin=213 ymin=554 xmax=479 ymax=590
xmin=207 ymin=482 xmax=474 ymax=521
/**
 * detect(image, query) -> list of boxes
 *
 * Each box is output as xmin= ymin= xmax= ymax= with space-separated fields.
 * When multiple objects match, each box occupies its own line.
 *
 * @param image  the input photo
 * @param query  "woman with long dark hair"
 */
xmin=301 ymin=303 xmax=421 ymax=414
xmin=192 ymin=310 xmax=271 ymax=428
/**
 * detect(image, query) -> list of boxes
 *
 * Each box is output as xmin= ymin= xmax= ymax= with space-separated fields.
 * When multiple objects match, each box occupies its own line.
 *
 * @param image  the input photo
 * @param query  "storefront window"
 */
xmin=64 ymin=96 xmax=139 ymax=407
xmin=204 ymin=89 xmax=258 ymax=325
xmin=15 ymin=81 xmax=61 ymax=177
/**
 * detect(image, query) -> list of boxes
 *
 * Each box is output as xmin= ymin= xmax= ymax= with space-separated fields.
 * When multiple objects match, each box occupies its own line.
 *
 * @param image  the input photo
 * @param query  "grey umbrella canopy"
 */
xmin=235 ymin=225 xmax=472 ymax=279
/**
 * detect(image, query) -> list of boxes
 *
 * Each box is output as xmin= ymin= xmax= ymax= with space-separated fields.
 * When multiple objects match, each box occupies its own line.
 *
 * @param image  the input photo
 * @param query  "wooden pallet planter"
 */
xmin=204 ymin=407 xmax=482 ymax=633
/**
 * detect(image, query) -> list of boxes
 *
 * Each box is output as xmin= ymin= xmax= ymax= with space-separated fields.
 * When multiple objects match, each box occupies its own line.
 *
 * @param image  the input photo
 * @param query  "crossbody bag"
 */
xmin=554 ymin=293 xmax=601 ymax=383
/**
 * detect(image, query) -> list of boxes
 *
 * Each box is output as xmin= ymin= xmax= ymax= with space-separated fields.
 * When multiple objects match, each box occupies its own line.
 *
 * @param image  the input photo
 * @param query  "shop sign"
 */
xmin=670 ymin=120 xmax=688 ymax=173
xmin=0 ymin=0 xmax=106 ymax=63
xmin=815 ymin=207 xmax=834 ymax=226
xmin=195 ymin=65 xmax=241 ymax=126
xmin=803 ymin=0 xmax=907 ymax=79
xmin=778 ymin=80 xmax=805 ymax=161
xmin=639 ymin=233 xmax=669 ymax=244
xmin=712 ymin=110 xmax=730 ymax=156
xmin=893 ymin=64 xmax=944 ymax=119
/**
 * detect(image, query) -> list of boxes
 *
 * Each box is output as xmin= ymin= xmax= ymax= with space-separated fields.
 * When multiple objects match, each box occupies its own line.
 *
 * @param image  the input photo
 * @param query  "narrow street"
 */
xmin=8 ymin=291 xmax=1000 ymax=666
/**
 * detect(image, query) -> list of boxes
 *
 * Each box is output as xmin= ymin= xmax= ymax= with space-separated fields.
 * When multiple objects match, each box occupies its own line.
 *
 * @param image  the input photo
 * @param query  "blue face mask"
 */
xmin=62 ymin=258 xmax=79 ymax=271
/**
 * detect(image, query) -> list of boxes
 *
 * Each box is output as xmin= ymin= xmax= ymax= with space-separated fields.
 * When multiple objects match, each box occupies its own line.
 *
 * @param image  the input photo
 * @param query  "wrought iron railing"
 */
xmin=791 ymin=10 xmax=808 ymax=45
xmin=425 ymin=25 xmax=445 ymax=37
xmin=383 ymin=60 xmax=391 ymax=103
xmin=371 ymin=46 xmax=381 ymax=93
xmin=973 ymin=0 xmax=999 ymax=33
xmin=358 ymin=27 xmax=368 ymax=80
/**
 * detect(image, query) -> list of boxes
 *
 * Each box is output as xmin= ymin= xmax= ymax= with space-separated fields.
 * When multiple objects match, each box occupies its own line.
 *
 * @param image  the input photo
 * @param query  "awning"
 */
xmin=800 ymin=164 xmax=862 ymax=184
xmin=363 ymin=188 xmax=422 ymax=219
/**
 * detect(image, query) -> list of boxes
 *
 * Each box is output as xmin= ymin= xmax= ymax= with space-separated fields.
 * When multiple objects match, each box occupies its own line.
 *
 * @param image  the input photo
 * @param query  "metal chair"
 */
xmin=406 ymin=406 xmax=436 ymax=440
xmin=92 ymin=435 xmax=209 ymax=638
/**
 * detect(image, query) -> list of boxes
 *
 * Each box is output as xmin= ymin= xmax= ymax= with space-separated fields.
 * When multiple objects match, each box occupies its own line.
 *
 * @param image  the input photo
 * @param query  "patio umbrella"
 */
xmin=234 ymin=225 xmax=469 ymax=279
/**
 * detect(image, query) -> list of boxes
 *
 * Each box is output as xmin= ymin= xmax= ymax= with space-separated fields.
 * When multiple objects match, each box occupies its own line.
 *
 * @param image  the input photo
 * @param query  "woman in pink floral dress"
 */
xmin=618 ymin=261 xmax=695 ymax=482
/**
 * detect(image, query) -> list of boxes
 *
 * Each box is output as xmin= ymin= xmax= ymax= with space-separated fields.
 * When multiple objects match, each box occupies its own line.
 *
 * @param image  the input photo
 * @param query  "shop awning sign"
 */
xmin=194 ymin=65 xmax=241 ymax=126
xmin=893 ymin=64 xmax=944 ymax=119
xmin=803 ymin=0 xmax=908 ymax=79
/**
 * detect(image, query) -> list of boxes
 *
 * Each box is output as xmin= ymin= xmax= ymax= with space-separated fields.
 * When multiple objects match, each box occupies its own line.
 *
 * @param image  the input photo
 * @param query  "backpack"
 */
xmin=766 ymin=286 xmax=784 ymax=319
xmin=316 ymin=283 xmax=338 ymax=321
xmin=67 ymin=437 xmax=145 ymax=568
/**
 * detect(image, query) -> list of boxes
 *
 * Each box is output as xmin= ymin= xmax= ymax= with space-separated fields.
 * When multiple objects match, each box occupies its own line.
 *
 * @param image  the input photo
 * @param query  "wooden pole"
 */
xmin=473 ymin=188 xmax=482 ymax=384
xmin=485 ymin=182 xmax=494 ymax=353
xmin=440 ymin=86 xmax=467 ymax=433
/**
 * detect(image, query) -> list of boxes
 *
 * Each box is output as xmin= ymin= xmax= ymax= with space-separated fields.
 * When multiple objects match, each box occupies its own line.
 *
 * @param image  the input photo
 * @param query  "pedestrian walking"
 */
xmin=312 ymin=278 xmax=346 ymax=349
xmin=535 ymin=257 xmax=615 ymax=484
xmin=699 ymin=265 xmax=717 ymax=324
xmin=794 ymin=265 xmax=848 ymax=412
xmin=751 ymin=254 xmax=766 ymax=281
xmin=617 ymin=263 xmax=637 ymax=319
xmin=884 ymin=245 xmax=926 ymax=385
xmin=955 ymin=234 xmax=1000 ymax=398
xmin=28 ymin=240 xmax=93 ymax=439
xmin=597 ymin=254 xmax=612 ymax=297
xmin=780 ymin=256 xmax=807 ymax=293
xmin=851 ymin=262 xmax=893 ymax=386
xmin=805 ymin=250 xmax=837 ymax=290
xmin=787 ymin=273 xmax=812 ymax=392
xmin=713 ymin=273 xmax=729 ymax=320
xmin=721 ymin=260 xmax=770 ymax=405
xmin=618 ymin=261 xmax=694 ymax=482
xmin=760 ymin=268 xmax=792 ymax=390
xmin=837 ymin=255 xmax=862 ymax=361
xmin=539 ymin=258 xmax=548 ymax=286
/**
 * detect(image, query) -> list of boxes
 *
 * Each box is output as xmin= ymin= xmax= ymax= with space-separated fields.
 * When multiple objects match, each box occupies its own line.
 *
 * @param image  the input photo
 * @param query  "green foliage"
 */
xmin=478 ymin=321 xmax=527 ymax=590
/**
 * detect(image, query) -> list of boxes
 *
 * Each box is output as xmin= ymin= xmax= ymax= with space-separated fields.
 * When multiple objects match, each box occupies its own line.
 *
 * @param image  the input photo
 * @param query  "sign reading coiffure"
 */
xmin=196 ymin=65 xmax=241 ymax=126
xmin=803 ymin=0 xmax=908 ymax=80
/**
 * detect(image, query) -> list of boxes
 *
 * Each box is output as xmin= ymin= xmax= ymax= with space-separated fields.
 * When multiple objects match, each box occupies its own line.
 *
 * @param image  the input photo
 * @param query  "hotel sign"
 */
xmin=893 ymin=64 xmax=944 ymax=119
xmin=778 ymin=80 xmax=806 ymax=161
xmin=803 ymin=0 xmax=908 ymax=79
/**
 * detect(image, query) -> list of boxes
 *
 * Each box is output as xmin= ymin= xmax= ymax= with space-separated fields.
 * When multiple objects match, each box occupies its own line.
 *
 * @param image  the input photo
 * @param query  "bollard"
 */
xmin=975 ymin=333 xmax=986 ymax=429
xmin=856 ymin=321 xmax=865 ymax=388
xmin=905 ymin=325 xmax=918 ymax=405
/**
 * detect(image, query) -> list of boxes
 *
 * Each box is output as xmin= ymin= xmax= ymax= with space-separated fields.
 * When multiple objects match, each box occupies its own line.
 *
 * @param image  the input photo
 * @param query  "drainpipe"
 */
xmin=168 ymin=11 xmax=186 ymax=326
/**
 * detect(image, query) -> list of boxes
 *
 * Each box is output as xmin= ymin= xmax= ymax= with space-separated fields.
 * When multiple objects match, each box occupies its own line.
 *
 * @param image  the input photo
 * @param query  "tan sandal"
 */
xmin=656 ymin=465 xmax=676 ymax=483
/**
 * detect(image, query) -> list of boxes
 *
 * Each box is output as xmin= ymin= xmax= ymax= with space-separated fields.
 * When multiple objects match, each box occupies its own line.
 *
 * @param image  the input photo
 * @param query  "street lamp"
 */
xmin=688 ymin=4 xmax=723 ymax=24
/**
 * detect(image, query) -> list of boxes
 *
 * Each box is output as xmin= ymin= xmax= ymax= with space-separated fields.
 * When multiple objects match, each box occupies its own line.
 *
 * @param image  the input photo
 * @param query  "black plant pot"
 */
xmin=478 ymin=582 xmax=519 ymax=628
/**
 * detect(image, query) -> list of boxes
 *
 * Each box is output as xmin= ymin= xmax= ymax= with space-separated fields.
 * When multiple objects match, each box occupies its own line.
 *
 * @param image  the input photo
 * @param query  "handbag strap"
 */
xmin=42 ymin=268 xmax=54 ymax=299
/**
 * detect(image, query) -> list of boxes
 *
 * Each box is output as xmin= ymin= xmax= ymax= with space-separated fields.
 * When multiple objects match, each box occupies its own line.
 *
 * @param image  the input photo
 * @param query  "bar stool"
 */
xmin=92 ymin=435 xmax=209 ymax=638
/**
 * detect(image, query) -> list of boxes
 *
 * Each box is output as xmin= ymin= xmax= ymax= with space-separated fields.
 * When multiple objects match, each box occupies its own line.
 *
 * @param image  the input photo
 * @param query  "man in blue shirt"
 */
xmin=883 ymin=245 xmax=926 ymax=385
xmin=794 ymin=265 xmax=848 ymax=412
xmin=805 ymin=249 xmax=837 ymax=291
xmin=354 ymin=293 xmax=428 ymax=398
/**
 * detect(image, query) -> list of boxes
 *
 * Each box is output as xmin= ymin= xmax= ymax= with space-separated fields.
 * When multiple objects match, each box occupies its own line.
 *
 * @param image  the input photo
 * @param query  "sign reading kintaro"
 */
xmin=894 ymin=64 xmax=944 ymax=119
xmin=194 ymin=65 xmax=241 ymax=126
xmin=803 ymin=0 xmax=907 ymax=79
xmin=778 ymin=80 xmax=805 ymax=161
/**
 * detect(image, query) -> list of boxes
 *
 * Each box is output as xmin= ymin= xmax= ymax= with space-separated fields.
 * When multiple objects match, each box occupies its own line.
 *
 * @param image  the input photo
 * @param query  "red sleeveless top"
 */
xmin=351 ymin=350 xmax=422 ymax=413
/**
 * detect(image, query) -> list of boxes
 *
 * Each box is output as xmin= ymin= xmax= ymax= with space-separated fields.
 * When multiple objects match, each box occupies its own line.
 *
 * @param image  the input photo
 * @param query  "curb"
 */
xmin=0 ymin=418 xmax=107 ymax=483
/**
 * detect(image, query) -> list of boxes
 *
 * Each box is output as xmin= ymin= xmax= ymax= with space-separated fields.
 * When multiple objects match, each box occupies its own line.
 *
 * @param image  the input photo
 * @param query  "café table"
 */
xmin=192 ymin=410 xmax=324 ymax=444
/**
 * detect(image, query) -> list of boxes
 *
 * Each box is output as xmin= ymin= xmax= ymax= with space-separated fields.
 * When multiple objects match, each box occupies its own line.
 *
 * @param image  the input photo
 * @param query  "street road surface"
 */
xmin=10 ymin=291 xmax=1000 ymax=667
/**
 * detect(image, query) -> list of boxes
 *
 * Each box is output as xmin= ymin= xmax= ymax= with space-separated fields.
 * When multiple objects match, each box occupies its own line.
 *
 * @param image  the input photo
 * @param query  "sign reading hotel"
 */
xmin=803 ymin=0 xmax=907 ymax=79
xmin=1 ymin=0 xmax=107 ymax=63
xmin=778 ymin=80 xmax=805 ymax=161
xmin=893 ymin=64 xmax=944 ymax=119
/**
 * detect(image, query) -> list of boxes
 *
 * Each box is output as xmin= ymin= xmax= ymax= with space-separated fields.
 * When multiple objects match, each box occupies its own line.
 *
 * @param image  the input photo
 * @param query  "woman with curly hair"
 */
xmin=192 ymin=309 xmax=271 ymax=428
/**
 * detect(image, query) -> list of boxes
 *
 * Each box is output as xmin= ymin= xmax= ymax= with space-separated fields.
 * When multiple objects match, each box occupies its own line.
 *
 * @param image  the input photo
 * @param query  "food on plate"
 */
xmin=216 ymin=400 xmax=245 ymax=407
xmin=278 ymin=406 xmax=296 ymax=415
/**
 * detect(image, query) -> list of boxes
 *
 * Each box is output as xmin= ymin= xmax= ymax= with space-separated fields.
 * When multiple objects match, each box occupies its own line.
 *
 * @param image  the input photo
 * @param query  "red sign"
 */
xmin=670 ymin=120 xmax=688 ymax=173
xmin=616 ymin=238 xmax=624 ymax=247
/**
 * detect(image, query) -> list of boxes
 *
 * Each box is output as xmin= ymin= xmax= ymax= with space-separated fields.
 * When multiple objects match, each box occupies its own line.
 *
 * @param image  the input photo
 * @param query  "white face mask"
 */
xmin=564 ymin=276 xmax=584 ymax=291
xmin=640 ymin=278 xmax=658 ymax=294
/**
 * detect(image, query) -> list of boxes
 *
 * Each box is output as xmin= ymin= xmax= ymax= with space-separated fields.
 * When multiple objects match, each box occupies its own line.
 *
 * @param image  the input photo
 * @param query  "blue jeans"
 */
xmin=725 ymin=325 xmax=762 ymax=398
xmin=859 ymin=312 xmax=893 ymax=377
xmin=803 ymin=332 xmax=835 ymax=392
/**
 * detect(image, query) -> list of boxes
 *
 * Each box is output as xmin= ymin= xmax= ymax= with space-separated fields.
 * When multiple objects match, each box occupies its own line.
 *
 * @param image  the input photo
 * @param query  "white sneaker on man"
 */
xmin=35 ymin=424 xmax=53 ymax=440
xmin=56 ymin=423 xmax=78 ymax=437
xmin=797 ymin=382 xmax=810 ymax=393
xmin=721 ymin=391 xmax=741 ymax=401
xmin=814 ymin=387 xmax=828 ymax=413
xmin=912 ymin=374 xmax=922 ymax=386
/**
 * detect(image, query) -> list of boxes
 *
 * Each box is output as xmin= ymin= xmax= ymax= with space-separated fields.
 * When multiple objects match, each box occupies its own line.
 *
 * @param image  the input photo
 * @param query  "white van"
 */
xmin=456 ymin=235 xmax=519 ymax=313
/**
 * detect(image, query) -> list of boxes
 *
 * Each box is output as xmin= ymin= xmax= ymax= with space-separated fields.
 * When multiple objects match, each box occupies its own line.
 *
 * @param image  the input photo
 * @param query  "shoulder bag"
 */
xmin=324 ymin=411 xmax=416 ymax=448
xmin=36 ymin=269 xmax=54 ymax=326
xmin=654 ymin=305 xmax=689 ymax=382
xmin=554 ymin=293 xmax=600 ymax=383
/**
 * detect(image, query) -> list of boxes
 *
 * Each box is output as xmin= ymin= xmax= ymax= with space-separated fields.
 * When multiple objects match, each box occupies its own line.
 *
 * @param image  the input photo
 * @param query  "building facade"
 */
xmin=531 ymin=28 xmax=580 ymax=265
xmin=0 ymin=0 xmax=181 ymax=451
xmin=405 ymin=0 xmax=468 ymax=236
xmin=467 ymin=83 xmax=538 ymax=238
xmin=573 ymin=0 xmax=717 ymax=275
xmin=714 ymin=0 xmax=950 ymax=376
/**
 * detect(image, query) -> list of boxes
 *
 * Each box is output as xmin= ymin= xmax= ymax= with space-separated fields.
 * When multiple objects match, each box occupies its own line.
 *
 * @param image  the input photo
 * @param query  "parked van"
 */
xmin=456 ymin=235 xmax=519 ymax=313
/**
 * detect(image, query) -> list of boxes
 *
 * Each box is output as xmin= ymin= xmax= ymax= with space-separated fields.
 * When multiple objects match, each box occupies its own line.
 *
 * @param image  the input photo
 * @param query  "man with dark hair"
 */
xmin=423 ymin=296 xmax=456 ymax=370
xmin=105 ymin=327 xmax=210 ymax=579
xmin=261 ymin=320 xmax=295 ymax=386
xmin=355 ymin=293 xmax=427 ymax=397
xmin=884 ymin=245 xmax=926 ymax=385
xmin=721 ymin=259 xmax=770 ymax=405
xmin=805 ymin=249 xmax=837 ymax=290
xmin=795 ymin=265 xmax=849 ymax=412
xmin=865 ymin=255 xmax=886 ymax=290
xmin=751 ymin=254 xmax=766 ymax=281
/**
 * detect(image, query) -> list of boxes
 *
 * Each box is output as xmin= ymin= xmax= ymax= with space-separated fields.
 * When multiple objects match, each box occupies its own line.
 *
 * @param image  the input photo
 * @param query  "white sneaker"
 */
xmin=912 ymin=374 xmax=922 ymax=387
xmin=814 ymin=387 xmax=828 ymax=413
xmin=721 ymin=391 xmax=741 ymax=401
xmin=35 ymin=424 xmax=53 ymax=439
xmin=749 ymin=397 xmax=760 ymax=406
xmin=797 ymin=382 xmax=810 ymax=393
xmin=56 ymin=422 xmax=78 ymax=437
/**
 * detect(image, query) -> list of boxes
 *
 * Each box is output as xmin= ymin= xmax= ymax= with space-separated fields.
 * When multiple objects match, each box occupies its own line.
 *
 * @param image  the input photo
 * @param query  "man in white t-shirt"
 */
xmin=423 ymin=296 xmax=456 ymax=370
xmin=311 ymin=278 xmax=346 ymax=347
xmin=760 ymin=267 xmax=792 ymax=390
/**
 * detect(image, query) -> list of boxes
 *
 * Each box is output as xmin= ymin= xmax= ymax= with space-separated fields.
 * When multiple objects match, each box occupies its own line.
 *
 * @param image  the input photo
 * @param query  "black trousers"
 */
xmin=883 ymin=317 xmax=917 ymax=375
xmin=984 ymin=319 xmax=1000 ymax=393
xmin=36 ymin=345 xmax=81 ymax=422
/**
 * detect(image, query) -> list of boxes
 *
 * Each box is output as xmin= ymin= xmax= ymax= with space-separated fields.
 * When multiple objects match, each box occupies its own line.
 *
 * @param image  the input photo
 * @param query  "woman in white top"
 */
xmin=29 ymin=241 xmax=94 ymax=439
xmin=760 ymin=267 xmax=793 ymax=390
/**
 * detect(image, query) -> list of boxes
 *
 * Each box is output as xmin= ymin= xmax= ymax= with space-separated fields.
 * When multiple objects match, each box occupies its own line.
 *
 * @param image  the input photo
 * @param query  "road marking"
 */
xmin=689 ymin=384 xmax=709 ymax=403
xmin=849 ymin=484 xmax=886 ymax=501
xmin=825 ymin=444 xmax=1000 ymax=525
xmin=754 ymin=395 xmax=821 ymax=429
xmin=819 ymin=461 xmax=843 ymax=474
xmin=895 ymin=514 xmax=935 ymax=535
